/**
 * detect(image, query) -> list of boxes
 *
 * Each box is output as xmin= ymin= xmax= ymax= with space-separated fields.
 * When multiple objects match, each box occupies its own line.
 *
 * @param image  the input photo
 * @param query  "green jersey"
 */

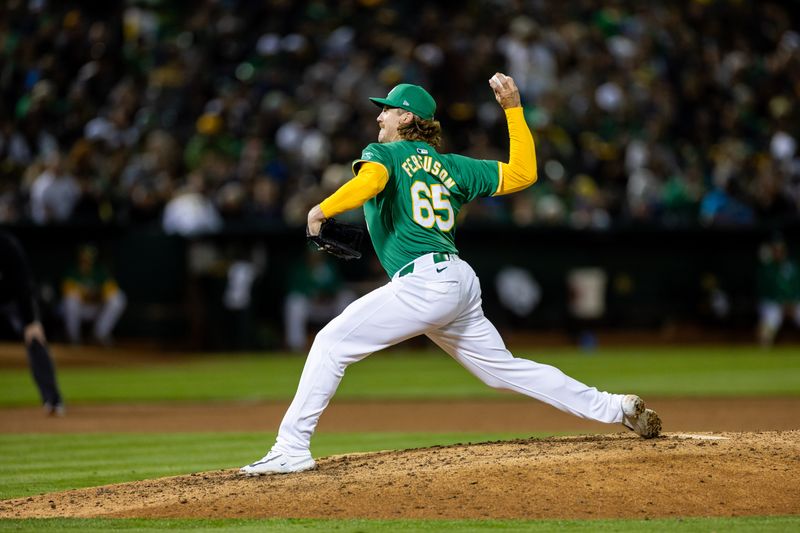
xmin=354 ymin=140 xmax=500 ymax=277
xmin=757 ymin=258 xmax=800 ymax=303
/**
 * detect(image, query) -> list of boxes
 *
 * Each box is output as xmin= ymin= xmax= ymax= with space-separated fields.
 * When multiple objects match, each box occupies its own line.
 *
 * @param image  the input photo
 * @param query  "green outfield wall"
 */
xmin=2 ymin=222 xmax=799 ymax=348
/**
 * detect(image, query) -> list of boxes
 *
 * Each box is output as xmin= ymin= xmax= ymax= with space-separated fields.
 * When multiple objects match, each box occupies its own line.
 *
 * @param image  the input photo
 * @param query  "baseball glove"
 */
xmin=306 ymin=218 xmax=365 ymax=260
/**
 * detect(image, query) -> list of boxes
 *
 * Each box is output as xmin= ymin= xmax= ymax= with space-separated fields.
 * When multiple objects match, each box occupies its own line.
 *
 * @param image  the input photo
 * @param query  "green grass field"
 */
xmin=2 ymin=346 xmax=799 ymax=531
xmin=0 ymin=431 xmax=541 ymax=501
xmin=0 ymin=516 xmax=798 ymax=532
xmin=1 ymin=346 xmax=799 ymax=406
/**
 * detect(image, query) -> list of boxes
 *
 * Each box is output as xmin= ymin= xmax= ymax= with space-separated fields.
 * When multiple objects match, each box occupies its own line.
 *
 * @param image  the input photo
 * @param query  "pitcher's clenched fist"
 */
xmin=489 ymin=72 xmax=521 ymax=109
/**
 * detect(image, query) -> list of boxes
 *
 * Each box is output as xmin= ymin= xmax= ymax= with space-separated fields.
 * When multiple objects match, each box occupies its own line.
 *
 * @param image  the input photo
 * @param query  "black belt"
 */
xmin=397 ymin=253 xmax=452 ymax=278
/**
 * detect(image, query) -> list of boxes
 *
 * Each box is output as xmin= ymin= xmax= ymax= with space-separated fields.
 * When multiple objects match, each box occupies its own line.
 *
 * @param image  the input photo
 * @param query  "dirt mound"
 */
xmin=2 ymin=431 xmax=798 ymax=520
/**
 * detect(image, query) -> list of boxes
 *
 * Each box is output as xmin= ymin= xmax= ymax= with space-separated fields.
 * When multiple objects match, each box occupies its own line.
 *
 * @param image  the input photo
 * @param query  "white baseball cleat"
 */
xmin=239 ymin=450 xmax=316 ymax=476
xmin=621 ymin=394 xmax=662 ymax=439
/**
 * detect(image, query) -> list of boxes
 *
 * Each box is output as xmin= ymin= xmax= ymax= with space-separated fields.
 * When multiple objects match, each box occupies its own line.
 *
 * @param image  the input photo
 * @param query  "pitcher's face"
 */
xmin=377 ymin=107 xmax=411 ymax=143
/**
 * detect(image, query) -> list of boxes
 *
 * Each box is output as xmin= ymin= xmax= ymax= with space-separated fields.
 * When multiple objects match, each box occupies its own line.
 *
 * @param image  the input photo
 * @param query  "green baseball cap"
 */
xmin=369 ymin=83 xmax=436 ymax=120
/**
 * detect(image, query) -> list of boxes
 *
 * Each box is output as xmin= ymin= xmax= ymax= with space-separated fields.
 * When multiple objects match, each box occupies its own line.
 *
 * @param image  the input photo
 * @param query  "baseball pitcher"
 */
xmin=241 ymin=72 xmax=661 ymax=475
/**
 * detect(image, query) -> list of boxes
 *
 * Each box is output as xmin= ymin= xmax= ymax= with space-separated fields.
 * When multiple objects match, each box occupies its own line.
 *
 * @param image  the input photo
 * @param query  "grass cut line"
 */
xmin=0 ymin=516 xmax=799 ymax=532
xmin=1 ymin=347 xmax=799 ymax=406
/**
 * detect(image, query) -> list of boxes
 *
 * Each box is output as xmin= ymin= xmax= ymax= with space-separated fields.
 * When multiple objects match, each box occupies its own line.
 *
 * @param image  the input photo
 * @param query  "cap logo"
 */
xmin=403 ymin=100 xmax=410 ymax=106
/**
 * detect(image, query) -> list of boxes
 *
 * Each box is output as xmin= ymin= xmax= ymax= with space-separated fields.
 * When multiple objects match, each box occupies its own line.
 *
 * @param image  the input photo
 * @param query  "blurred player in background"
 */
xmin=0 ymin=230 xmax=64 ymax=415
xmin=284 ymin=249 xmax=355 ymax=352
xmin=240 ymin=73 xmax=661 ymax=476
xmin=61 ymin=244 xmax=127 ymax=346
xmin=757 ymin=235 xmax=800 ymax=347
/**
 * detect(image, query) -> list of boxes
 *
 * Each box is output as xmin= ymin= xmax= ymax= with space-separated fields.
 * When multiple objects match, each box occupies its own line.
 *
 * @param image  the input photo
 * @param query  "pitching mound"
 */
xmin=2 ymin=431 xmax=798 ymax=520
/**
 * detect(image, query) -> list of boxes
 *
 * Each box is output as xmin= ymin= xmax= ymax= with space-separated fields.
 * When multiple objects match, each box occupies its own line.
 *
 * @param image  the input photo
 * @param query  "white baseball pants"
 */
xmin=759 ymin=300 xmax=800 ymax=331
xmin=63 ymin=292 xmax=127 ymax=344
xmin=274 ymin=253 xmax=626 ymax=455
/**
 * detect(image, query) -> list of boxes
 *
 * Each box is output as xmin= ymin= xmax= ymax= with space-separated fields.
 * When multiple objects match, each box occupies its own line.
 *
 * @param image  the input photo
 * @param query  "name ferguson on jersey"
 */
xmin=401 ymin=155 xmax=457 ymax=189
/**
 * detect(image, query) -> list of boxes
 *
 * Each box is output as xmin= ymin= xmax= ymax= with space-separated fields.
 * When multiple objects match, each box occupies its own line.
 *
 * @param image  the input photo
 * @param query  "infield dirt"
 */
xmin=1 ymin=431 xmax=798 ymax=520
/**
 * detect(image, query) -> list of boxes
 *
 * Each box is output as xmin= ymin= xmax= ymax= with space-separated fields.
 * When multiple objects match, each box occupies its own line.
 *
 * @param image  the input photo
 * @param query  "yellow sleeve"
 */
xmin=102 ymin=280 xmax=121 ymax=300
xmin=62 ymin=279 xmax=81 ymax=298
xmin=495 ymin=107 xmax=537 ymax=196
xmin=319 ymin=162 xmax=389 ymax=218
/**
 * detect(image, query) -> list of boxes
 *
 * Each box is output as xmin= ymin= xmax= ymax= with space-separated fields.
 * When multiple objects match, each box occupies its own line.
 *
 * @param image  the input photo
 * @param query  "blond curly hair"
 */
xmin=398 ymin=116 xmax=442 ymax=148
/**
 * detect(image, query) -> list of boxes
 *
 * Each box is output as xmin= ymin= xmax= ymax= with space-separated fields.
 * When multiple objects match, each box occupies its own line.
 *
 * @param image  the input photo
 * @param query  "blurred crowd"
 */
xmin=1 ymin=0 xmax=799 ymax=233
